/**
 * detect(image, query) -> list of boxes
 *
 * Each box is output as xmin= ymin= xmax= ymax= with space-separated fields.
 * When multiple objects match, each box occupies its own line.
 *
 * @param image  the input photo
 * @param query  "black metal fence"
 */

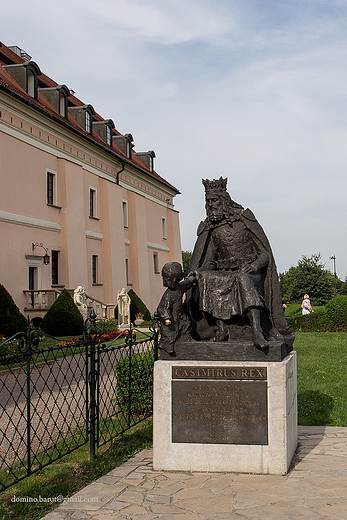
xmin=0 ymin=311 xmax=159 ymax=492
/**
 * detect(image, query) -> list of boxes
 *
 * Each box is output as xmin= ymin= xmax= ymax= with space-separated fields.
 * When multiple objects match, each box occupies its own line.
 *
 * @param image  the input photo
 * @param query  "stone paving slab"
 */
xmin=41 ymin=426 xmax=347 ymax=520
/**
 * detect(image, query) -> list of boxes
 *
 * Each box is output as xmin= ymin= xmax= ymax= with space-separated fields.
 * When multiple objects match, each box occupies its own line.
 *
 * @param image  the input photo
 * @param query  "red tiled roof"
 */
xmin=0 ymin=41 xmax=179 ymax=194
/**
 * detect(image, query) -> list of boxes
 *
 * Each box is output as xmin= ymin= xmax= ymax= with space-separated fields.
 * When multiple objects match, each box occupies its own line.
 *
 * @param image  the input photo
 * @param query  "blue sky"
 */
xmin=2 ymin=0 xmax=347 ymax=281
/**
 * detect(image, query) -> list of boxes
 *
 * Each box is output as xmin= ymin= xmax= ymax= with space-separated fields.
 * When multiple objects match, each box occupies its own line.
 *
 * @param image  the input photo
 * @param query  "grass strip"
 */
xmin=295 ymin=332 xmax=347 ymax=426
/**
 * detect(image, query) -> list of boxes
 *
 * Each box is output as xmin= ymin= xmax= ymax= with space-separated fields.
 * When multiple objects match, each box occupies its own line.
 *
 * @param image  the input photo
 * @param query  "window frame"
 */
xmin=122 ymin=200 xmax=128 ymax=228
xmin=106 ymin=124 xmax=112 ymax=146
xmin=46 ymin=169 xmax=57 ymax=206
xmin=162 ymin=217 xmax=167 ymax=240
xmin=59 ymin=91 xmax=68 ymax=118
xmin=89 ymin=186 xmax=97 ymax=218
xmin=92 ymin=255 xmax=98 ymax=284
xmin=51 ymin=250 xmax=59 ymax=285
xmin=153 ymin=251 xmax=159 ymax=274
xmin=85 ymin=110 xmax=92 ymax=134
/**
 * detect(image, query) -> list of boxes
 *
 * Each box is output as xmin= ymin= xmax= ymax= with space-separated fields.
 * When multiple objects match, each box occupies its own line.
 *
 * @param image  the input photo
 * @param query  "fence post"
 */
xmin=126 ymin=325 xmax=136 ymax=428
xmin=88 ymin=310 xmax=97 ymax=460
xmin=152 ymin=311 xmax=160 ymax=361
xmin=25 ymin=317 xmax=32 ymax=474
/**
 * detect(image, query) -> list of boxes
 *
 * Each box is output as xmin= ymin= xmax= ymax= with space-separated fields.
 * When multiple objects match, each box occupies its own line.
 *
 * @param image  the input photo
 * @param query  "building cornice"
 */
xmin=0 ymin=211 xmax=61 ymax=231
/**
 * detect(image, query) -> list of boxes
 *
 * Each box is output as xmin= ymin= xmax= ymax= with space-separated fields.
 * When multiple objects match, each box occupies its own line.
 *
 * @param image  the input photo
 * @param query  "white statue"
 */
xmin=74 ymin=286 xmax=88 ymax=321
xmin=117 ymin=288 xmax=131 ymax=326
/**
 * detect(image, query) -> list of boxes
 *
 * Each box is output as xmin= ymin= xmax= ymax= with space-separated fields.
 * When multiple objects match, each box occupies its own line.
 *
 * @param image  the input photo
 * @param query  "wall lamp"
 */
xmin=32 ymin=243 xmax=50 ymax=265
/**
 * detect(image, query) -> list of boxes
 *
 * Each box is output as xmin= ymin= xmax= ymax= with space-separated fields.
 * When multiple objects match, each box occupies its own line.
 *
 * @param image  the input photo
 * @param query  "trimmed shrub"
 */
xmin=115 ymin=350 xmax=154 ymax=416
xmin=128 ymin=289 xmax=151 ymax=323
xmin=325 ymin=296 xmax=347 ymax=331
xmin=286 ymin=307 xmax=332 ymax=332
xmin=0 ymin=283 xmax=27 ymax=337
xmin=40 ymin=289 xmax=84 ymax=336
xmin=284 ymin=303 xmax=302 ymax=318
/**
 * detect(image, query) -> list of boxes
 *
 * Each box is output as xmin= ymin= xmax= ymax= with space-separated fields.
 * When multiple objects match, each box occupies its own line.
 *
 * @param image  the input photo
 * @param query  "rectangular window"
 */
xmin=125 ymin=258 xmax=129 ymax=285
xmin=59 ymin=93 xmax=67 ymax=118
xmin=106 ymin=125 xmax=112 ymax=146
xmin=92 ymin=255 xmax=98 ymax=284
xmin=126 ymin=139 xmax=132 ymax=158
xmin=47 ymin=171 xmax=56 ymax=205
xmin=162 ymin=217 xmax=167 ymax=240
xmin=153 ymin=252 xmax=159 ymax=273
xmin=89 ymin=188 xmax=97 ymax=218
xmin=85 ymin=111 xmax=92 ymax=133
xmin=51 ymin=251 xmax=59 ymax=285
xmin=28 ymin=266 xmax=36 ymax=291
xmin=122 ymin=200 xmax=128 ymax=228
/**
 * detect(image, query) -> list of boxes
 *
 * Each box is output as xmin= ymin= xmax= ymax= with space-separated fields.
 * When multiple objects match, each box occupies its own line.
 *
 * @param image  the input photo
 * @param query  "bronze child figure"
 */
xmin=157 ymin=262 xmax=196 ymax=354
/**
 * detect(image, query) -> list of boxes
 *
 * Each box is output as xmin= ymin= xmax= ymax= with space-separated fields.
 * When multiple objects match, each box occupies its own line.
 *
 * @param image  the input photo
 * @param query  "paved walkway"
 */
xmin=41 ymin=426 xmax=347 ymax=520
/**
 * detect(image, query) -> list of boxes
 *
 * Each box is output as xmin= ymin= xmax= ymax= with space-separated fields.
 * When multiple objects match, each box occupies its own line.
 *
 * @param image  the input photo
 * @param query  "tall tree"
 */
xmin=279 ymin=253 xmax=336 ymax=306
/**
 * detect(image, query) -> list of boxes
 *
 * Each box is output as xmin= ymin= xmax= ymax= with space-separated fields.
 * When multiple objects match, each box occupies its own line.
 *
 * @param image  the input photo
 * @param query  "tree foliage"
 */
xmin=182 ymin=251 xmax=193 ymax=277
xmin=0 ymin=283 xmax=27 ymax=337
xmin=128 ymin=289 xmax=151 ymax=322
xmin=40 ymin=289 xmax=84 ymax=336
xmin=279 ymin=253 xmax=335 ymax=306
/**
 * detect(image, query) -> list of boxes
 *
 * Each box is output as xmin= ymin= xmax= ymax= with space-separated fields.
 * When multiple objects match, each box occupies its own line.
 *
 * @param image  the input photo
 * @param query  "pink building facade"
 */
xmin=0 ymin=42 xmax=182 ymax=321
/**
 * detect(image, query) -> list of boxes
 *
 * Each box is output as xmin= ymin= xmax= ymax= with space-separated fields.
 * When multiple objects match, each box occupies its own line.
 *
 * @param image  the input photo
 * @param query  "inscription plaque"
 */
xmin=172 ymin=366 xmax=268 ymax=445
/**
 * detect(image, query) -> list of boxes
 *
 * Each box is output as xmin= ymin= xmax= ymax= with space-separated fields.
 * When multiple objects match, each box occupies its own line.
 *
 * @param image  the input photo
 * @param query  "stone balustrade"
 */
xmin=23 ymin=290 xmax=115 ymax=320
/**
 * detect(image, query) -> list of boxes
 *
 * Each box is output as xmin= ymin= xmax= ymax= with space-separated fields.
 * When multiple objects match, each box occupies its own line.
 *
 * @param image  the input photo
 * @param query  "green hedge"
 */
xmin=286 ymin=297 xmax=347 ymax=332
xmin=128 ymin=289 xmax=151 ymax=323
xmin=326 ymin=295 xmax=347 ymax=330
xmin=40 ymin=289 xmax=84 ymax=336
xmin=115 ymin=350 xmax=155 ymax=417
xmin=0 ymin=284 xmax=27 ymax=337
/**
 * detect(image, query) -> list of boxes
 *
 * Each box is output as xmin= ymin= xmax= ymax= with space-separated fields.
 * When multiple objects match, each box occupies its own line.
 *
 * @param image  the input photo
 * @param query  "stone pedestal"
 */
xmin=153 ymin=351 xmax=297 ymax=475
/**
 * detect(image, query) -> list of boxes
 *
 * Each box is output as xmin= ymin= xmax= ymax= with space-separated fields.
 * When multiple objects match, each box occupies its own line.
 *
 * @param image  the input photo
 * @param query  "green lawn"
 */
xmin=295 ymin=332 xmax=347 ymax=426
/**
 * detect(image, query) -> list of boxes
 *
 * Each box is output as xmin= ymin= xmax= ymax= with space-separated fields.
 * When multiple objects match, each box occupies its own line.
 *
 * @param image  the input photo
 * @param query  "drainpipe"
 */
xmin=116 ymin=159 xmax=125 ymax=185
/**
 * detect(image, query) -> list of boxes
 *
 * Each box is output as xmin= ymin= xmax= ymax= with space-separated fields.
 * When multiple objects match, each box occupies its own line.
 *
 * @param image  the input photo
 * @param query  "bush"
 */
xmin=325 ymin=295 xmax=347 ymax=331
xmin=115 ymin=350 xmax=155 ymax=416
xmin=0 ymin=283 xmax=27 ymax=337
xmin=40 ymin=289 xmax=84 ymax=336
xmin=128 ymin=290 xmax=151 ymax=323
xmin=284 ymin=303 xmax=302 ymax=318
xmin=97 ymin=317 xmax=119 ymax=333
xmin=286 ymin=307 xmax=332 ymax=332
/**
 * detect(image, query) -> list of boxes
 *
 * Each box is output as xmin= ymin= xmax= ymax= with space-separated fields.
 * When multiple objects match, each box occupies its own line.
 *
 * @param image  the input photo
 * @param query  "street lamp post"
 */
xmin=330 ymin=255 xmax=337 ymax=297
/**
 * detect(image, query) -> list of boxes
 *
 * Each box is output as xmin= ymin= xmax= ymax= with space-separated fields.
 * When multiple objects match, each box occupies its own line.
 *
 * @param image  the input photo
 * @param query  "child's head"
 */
xmin=161 ymin=262 xmax=184 ymax=289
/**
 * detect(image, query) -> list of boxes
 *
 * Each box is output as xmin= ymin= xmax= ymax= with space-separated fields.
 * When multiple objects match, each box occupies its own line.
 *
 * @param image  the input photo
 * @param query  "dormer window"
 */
xmin=112 ymin=133 xmax=134 ymax=158
xmin=135 ymin=150 xmax=156 ymax=172
xmin=39 ymin=85 xmax=70 ymax=118
xmin=92 ymin=119 xmax=115 ymax=146
xmin=149 ymin=154 xmax=154 ymax=172
xmin=68 ymin=104 xmax=95 ymax=134
xmin=106 ymin=125 xmax=112 ymax=146
xmin=3 ymin=61 xmax=42 ymax=100
xmin=126 ymin=138 xmax=132 ymax=158
xmin=27 ymin=69 xmax=36 ymax=97
xmin=59 ymin=91 xmax=68 ymax=117
xmin=85 ymin=111 xmax=92 ymax=134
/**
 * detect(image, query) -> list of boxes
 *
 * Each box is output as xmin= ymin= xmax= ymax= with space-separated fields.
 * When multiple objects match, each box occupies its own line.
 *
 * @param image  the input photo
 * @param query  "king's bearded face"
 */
xmin=205 ymin=193 xmax=227 ymax=223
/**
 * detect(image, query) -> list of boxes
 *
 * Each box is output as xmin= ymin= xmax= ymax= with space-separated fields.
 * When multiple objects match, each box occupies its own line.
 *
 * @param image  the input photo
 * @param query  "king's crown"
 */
xmin=202 ymin=177 xmax=228 ymax=195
